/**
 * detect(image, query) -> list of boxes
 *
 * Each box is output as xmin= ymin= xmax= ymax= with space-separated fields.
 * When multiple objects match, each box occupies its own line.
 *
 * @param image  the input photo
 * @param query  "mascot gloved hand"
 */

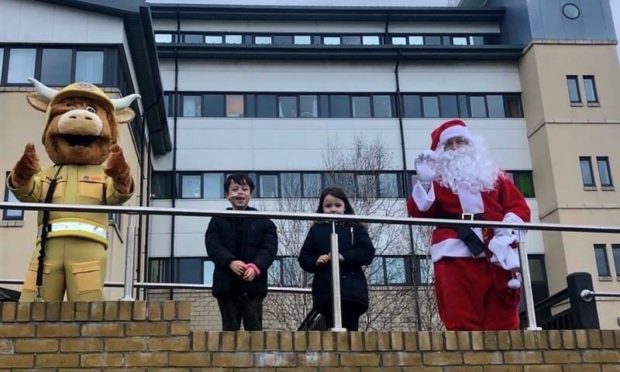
xmin=7 ymin=78 xmax=140 ymax=302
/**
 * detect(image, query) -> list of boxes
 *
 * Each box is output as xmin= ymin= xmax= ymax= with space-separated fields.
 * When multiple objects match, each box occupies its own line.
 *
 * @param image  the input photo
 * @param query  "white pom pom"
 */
xmin=508 ymin=278 xmax=521 ymax=289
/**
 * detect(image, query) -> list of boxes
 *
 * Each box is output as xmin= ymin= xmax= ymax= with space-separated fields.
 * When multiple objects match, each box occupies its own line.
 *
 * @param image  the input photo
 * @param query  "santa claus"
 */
xmin=407 ymin=119 xmax=530 ymax=330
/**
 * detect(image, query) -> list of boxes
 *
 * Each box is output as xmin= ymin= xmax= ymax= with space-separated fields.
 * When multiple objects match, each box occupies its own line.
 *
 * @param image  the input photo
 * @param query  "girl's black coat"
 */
xmin=204 ymin=207 xmax=277 ymax=298
xmin=298 ymin=222 xmax=375 ymax=311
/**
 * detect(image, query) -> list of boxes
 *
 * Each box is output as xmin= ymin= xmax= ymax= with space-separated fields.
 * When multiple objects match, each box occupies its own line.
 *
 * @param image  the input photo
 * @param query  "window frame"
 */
xmin=3 ymin=172 xmax=24 ymax=221
xmin=596 ymin=156 xmax=613 ymax=188
xmin=594 ymin=244 xmax=611 ymax=278
xmin=566 ymin=75 xmax=582 ymax=105
xmin=583 ymin=75 xmax=599 ymax=105
xmin=579 ymin=156 xmax=596 ymax=188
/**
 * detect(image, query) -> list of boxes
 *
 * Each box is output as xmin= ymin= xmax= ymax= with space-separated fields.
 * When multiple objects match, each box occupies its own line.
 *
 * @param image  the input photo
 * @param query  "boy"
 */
xmin=205 ymin=173 xmax=278 ymax=330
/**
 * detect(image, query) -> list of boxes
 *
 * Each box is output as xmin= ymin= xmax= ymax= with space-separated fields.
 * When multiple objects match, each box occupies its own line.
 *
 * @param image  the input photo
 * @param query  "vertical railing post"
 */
xmin=120 ymin=214 xmax=137 ymax=301
xmin=567 ymin=272 xmax=599 ymax=329
xmin=518 ymin=239 xmax=542 ymax=330
xmin=330 ymin=221 xmax=346 ymax=331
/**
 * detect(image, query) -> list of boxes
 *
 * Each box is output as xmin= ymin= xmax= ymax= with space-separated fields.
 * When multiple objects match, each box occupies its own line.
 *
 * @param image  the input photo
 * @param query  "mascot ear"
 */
xmin=115 ymin=108 xmax=136 ymax=124
xmin=26 ymin=92 xmax=50 ymax=112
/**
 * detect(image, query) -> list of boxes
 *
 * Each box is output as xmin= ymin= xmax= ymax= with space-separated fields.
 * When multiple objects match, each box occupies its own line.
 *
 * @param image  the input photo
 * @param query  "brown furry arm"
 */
xmin=104 ymin=144 xmax=134 ymax=195
xmin=9 ymin=143 xmax=41 ymax=188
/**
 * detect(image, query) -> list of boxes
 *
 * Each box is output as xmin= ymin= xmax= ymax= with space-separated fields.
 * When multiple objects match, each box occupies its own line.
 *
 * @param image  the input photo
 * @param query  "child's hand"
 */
xmin=229 ymin=260 xmax=247 ymax=276
xmin=316 ymin=254 xmax=331 ymax=266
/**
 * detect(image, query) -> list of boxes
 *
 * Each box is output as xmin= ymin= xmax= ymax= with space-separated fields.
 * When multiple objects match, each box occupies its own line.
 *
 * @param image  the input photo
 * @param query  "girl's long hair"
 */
xmin=316 ymin=187 xmax=355 ymax=215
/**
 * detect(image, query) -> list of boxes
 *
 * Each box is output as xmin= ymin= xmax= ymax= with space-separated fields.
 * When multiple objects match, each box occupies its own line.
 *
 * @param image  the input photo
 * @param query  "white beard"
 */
xmin=433 ymin=138 xmax=500 ymax=193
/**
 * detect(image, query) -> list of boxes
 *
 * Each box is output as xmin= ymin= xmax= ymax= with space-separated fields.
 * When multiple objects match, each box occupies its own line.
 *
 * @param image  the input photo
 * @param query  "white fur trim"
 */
xmin=502 ymin=212 xmax=526 ymax=242
xmin=430 ymin=238 xmax=484 ymax=262
xmin=439 ymin=125 xmax=471 ymax=147
xmin=412 ymin=181 xmax=436 ymax=212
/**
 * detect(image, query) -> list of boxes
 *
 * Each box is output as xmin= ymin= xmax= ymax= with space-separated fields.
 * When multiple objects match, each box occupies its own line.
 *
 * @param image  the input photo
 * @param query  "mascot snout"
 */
xmin=58 ymin=109 xmax=103 ymax=136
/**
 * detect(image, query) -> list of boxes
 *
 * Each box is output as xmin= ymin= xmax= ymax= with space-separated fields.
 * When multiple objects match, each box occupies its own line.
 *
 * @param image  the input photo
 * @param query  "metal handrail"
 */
xmin=580 ymin=290 xmax=620 ymax=302
xmin=1 ymin=201 xmax=619 ymax=331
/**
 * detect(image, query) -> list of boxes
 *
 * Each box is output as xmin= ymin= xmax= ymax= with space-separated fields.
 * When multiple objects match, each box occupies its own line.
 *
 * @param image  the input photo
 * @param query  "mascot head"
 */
xmin=26 ymin=78 xmax=140 ymax=165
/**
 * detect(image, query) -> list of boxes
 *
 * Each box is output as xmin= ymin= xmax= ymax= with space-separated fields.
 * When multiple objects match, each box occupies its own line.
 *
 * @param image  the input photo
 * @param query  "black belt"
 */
xmin=440 ymin=213 xmax=485 ymax=256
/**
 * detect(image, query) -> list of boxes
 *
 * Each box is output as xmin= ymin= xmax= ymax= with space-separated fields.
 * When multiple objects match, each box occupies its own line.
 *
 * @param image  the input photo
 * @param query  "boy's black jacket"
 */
xmin=298 ymin=222 xmax=375 ymax=311
xmin=205 ymin=207 xmax=277 ymax=298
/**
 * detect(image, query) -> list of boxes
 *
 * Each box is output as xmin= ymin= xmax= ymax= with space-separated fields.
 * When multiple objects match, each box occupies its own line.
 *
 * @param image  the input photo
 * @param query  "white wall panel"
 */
xmin=1 ymin=0 xmax=123 ymax=44
xmin=389 ymin=21 xmax=499 ymax=33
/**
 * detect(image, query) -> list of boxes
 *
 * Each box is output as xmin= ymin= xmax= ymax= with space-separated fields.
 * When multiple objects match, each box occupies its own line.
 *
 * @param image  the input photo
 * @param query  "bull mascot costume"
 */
xmin=7 ymin=78 xmax=139 ymax=302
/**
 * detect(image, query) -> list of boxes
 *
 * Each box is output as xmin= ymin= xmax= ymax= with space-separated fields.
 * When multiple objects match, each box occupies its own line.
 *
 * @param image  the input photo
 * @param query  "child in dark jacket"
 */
xmin=298 ymin=187 xmax=375 ymax=331
xmin=205 ymin=173 xmax=277 ymax=331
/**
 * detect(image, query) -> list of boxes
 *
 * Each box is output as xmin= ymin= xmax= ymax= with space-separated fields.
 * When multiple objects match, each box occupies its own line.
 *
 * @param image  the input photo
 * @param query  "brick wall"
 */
xmin=1 ymin=301 xmax=620 ymax=370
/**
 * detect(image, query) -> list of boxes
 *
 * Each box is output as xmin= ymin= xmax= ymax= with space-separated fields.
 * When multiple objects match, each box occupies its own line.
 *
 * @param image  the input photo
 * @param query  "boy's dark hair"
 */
xmin=316 ymin=187 xmax=355 ymax=215
xmin=224 ymin=173 xmax=255 ymax=193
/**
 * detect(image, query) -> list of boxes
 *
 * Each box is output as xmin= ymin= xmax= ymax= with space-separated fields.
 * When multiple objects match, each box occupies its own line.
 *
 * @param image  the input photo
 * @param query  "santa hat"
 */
xmin=430 ymin=119 xmax=472 ymax=151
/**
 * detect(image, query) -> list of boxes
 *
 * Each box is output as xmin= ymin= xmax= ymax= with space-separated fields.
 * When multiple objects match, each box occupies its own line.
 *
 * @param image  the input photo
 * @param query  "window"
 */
xmin=175 ymin=258 xmax=203 ymax=284
xmin=379 ymin=173 xmax=399 ymax=198
xmin=562 ymin=3 xmax=581 ymax=19
xmin=409 ymin=36 xmax=424 ymax=45
xmin=303 ymin=173 xmax=321 ymax=197
xmin=3 ymin=174 xmax=23 ymax=220
xmin=75 ymin=51 xmax=104 ymax=84
xmin=274 ymin=35 xmax=293 ymax=45
xmin=7 ymin=48 xmax=36 ymax=84
xmin=224 ymin=35 xmax=242 ymax=44
xmin=203 ymin=261 xmax=215 ymax=286
xmin=281 ymin=173 xmax=301 ymax=198
xmin=583 ymin=76 xmax=599 ymax=104
xmin=41 ymin=49 xmax=72 ymax=86
xmin=362 ymin=36 xmax=380 ymax=45
xmin=579 ymin=156 xmax=596 ymax=187
xmin=203 ymin=173 xmax=224 ymax=198
xmin=613 ymin=244 xmax=620 ymax=278
xmin=181 ymin=34 xmax=201 ymax=44
xmin=155 ymin=33 xmax=173 ymax=43
xmin=486 ymin=95 xmax=505 ymax=118
xmin=151 ymin=172 xmax=172 ymax=199
xmin=458 ymin=95 xmax=470 ymax=118
xmin=268 ymin=259 xmax=281 ymax=286
xmin=0 ymin=49 xmax=4 ymax=78
xmin=367 ymin=259 xmax=385 ymax=285
xmin=256 ymin=94 xmax=277 ymax=118
xmin=386 ymin=257 xmax=407 ymax=284
xmin=356 ymin=174 xmax=377 ymax=198
xmin=323 ymin=36 xmax=341 ymax=45
xmin=415 ymin=256 xmax=434 ymax=285
xmin=180 ymin=174 xmax=202 ymax=198
xmin=421 ymin=96 xmax=439 ymax=117
xmin=108 ymin=212 xmax=122 ymax=230
xmin=439 ymin=95 xmax=458 ymax=118
xmin=343 ymin=36 xmax=361 ymax=45
xmin=278 ymin=96 xmax=298 ymax=118
xmin=182 ymin=95 xmax=202 ymax=117
xmin=452 ymin=36 xmax=468 ymax=45
xmin=259 ymin=174 xmax=279 ymax=198
xmin=204 ymin=94 xmax=225 ymax=117
xmin=507 ymin=171 xmax=535 ymax=198
xmin=566 ymin=75 xmax=581 ymax=104
xmin=391 ymin=37 xmax=407 ymax=45
xmin=469 ymin=96 xmax=487 ymax=117
xmin=424 ymin=36 xmax=442 ymax=45
xmin=226 ymin=95 xmax=244 ymax=117
xmin=205 ymin=35 xmax=223 ymax=44
xmin=330 ymin=95 xmax=351 ymax=118
xmin=255 ymin=36 xmax=272 ymax=45
xmin=299 ymin=95 xmax=318 ymax=118
xmin=596 ymin=157 xmax=613 ymax=187
xmin=373 ymin=95 xmax=392 ymax=118
xmin=352 ymin=96 xmax=371 ymax=118
xmin=504 ymin=95 xmax=523 ymax=118
xmin=294 ymin=35 xmax=311 ymax=45
xmin=402 ymin=95 xmax=422 ymax=118
xmin=594 ymin=244 xmax=611 ymax=277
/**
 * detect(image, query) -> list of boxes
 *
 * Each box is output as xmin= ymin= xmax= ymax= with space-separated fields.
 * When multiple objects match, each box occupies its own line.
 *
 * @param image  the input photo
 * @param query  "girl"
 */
xmin=298 ymin=187 xmax=376 ymax=331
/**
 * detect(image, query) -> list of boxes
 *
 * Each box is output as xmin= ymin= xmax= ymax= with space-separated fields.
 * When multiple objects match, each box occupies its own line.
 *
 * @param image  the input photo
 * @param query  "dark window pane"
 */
xmin=330 ymin=95 xmax=351 ymax=118
xmin=379 ymin=173 xmax=399 ymax=197
xmin=300 ymin=95 xmax=318 ymax=118
xmin=256 ymin=94 xmax=277 ymax=118
xmin=175 ymin=258 xmax=202 ymax=284
xmin=0 ymin=49 xmax=4 ymax=78
xmin=439 ymin=95 xmax=458 ymax=118
xmin=335 ymin=173 xmax=356 ymax=197
xmin=41 ymin=49 xmax=72 ymax=86
xmin=352 ymin=96 xmax=371 ymax=118
xmin=442 ymin=36 xmax=451 ymax=45
xmin=584 ymin=76 xmax=598 ymax=103
xmin=152 ymin=172 xmax=172 ymax=198
xmin=343 ymin=36 xmax=361 ymax=45
xmin=612 ymin=245 xmax=620 ymax=277
xmin=567 ymin=76 xmax=581 ymax=103
xmin=504 ymin=95 xmax=523 ymax=118
xmin=278 ymin=96 xmax=298 ymax=118
xmin=245 ymin=94 xmax=256 ymax=117
xmin=373 ymin=95 xmax=392 ymax=118
xmin=281 ymin=173 xmax=301 ymax=198
xmin=594 ymin=244 xmax=610 ymax=276
xmin=402 ymin=95 xmax=421 ymax=118
xmin=579 ymin=157 xmax=595 ymax=187
xmin=470 ymin=96 xmax=487 ymax=117
xmin=75 ymin=51 xmax=104 ymax=84
xmin=357 ymin=174 xmax=377 ymax=198
xmin=596 ymin=157 xmax=613 ymax=187
xmin=458 ymin=95 xmax=470 ymax=117
xmin=424 ymin=36 xmax=442 ymax=45
xmin=510 ymin=171 xmax=535 ymax=197
xmin=417 ymin=256 xmax=433 ymax=284
xmin=303 ymin=173 xmax=321 ymax=197
xmin=7 ymin=48 xmax=36 ymax=84
xmin=203 ymin=173 xmax=224 ymax=198
xmin=487 ymin=95 xmax=505 ymax=118
xmin=273 ymin=35 xmax=293 ymax=45
xmin=319 ymin=95 xmax=329 ymax=118
xmin=226 ymin=95 xmax=245 ymax=117
xmin=184 ymin=34 xmax=203 ymax=43
xmin=182 ymin=95 xmax=202 ymax=117
xmin=204 ymin=94 xmax=225 ymax=117
xmin=470 ymin=36 xmax=485 ymax=45
xmin=259 ymin=174 xmax=279 ymax=198
xmin=422 ymin=96 xmax=439 ymax=117
xmin=282 ymin=257 xmax=300 ymax=286
xmin=3 ymin=175 xmax=23 ymax=220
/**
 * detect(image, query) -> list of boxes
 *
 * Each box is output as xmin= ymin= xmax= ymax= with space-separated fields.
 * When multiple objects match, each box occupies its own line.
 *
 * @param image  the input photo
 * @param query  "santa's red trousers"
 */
xmin=434 ymin=257 xmax=520 ymax=330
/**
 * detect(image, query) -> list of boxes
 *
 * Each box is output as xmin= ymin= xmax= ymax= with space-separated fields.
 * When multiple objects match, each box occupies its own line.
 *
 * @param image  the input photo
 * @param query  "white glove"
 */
xmin=488 ymin=234 xmax=520 ymax=271
xmin=415 ymin=150 xmax=438 ymax=183
xmin=495 ymin=213 xmax=524 ymax=242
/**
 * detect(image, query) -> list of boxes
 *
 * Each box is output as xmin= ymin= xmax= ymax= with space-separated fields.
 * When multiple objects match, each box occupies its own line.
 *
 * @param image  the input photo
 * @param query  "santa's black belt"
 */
xmin=440 ymin=213 xmax=485 ymax=256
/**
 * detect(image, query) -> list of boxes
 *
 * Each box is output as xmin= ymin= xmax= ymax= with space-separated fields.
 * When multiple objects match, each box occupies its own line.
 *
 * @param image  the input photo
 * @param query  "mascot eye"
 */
xmin=85 ymin=106 xmax=96 ymax=113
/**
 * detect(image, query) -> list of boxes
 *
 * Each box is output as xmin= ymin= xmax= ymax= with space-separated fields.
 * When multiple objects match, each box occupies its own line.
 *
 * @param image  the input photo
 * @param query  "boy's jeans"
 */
xmin=216 ymin=293 xmax=264 ymax=331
